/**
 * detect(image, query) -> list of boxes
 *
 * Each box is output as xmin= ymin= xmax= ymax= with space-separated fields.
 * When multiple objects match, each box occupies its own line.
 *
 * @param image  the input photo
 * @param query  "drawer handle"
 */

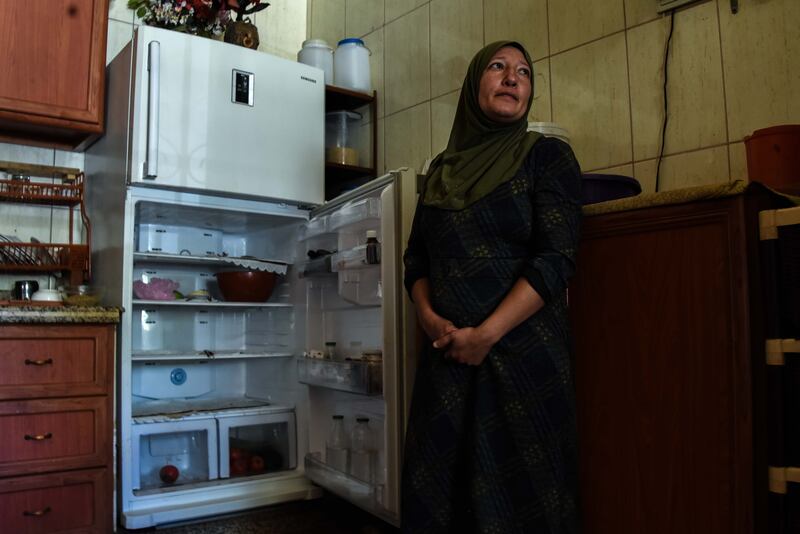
xmin=24 ymin=358 xmax=53 ymax=366
xmin=23 ymin=506 xmax=51 ymax=517
xmin=24 ymin=432 xmax=52 ymax=441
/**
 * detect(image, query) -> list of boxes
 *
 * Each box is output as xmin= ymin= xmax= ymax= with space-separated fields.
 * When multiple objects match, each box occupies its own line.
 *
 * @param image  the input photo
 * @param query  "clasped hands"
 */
xmin=420 ymin=310 xmax=496 ymax=366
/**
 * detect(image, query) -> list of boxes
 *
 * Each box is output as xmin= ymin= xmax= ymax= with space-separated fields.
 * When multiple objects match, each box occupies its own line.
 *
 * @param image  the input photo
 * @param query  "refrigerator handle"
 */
xmin=144 ymin=41 xmax=160 ymax=180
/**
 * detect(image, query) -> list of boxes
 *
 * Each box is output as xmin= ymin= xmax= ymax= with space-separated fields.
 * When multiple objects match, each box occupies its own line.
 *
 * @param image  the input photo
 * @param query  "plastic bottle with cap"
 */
xmin=333 ymin=38 xmax=371 ymax=92
xmin=297 ymin=39 xmax=333 ymax=84
xmin=365 ymin=230 xmax=380 ymax=265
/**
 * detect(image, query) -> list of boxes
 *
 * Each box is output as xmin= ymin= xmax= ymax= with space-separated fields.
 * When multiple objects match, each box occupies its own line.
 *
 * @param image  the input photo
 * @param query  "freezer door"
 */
xmin=128 ymin=26 xmax=324 ymax=205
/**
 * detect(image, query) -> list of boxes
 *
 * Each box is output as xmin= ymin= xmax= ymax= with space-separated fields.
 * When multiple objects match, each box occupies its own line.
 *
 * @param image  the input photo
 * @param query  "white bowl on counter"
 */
xmin=31 ymin=288 xmax=63 ymax=302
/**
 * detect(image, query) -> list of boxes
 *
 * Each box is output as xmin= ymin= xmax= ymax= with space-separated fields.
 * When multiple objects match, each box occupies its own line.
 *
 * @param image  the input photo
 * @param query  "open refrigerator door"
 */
xmin=296 ymin=171 xmax=414 ymax=526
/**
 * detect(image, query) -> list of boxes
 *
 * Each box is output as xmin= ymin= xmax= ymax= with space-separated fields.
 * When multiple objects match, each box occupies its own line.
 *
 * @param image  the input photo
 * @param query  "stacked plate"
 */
xmin=0 ymin=235 xmax=55 ymax=265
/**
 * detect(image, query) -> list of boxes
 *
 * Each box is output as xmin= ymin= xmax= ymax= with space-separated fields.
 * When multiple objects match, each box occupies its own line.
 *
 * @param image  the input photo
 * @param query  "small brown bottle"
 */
xmin=365 ymin=230 xmax=380 ymax=265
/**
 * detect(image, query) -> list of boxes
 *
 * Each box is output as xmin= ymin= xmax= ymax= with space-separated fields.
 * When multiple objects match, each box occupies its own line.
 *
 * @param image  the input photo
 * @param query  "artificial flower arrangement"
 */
xmin=128 ymin=0 xmax=269 ymax=39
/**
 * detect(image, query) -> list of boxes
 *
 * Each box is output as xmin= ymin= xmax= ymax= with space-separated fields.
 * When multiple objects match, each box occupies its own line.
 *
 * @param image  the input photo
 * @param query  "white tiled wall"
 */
xmin=310 ymin=0 xmax=800 ymax=184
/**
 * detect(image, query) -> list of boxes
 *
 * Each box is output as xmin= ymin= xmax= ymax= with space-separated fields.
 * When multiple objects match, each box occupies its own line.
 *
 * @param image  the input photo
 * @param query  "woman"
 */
xmin=401 ymin=41 xmax=582 ymax=533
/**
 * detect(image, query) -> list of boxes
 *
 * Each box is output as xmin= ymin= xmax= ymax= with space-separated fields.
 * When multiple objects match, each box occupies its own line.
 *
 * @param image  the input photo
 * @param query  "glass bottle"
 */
xmin=325 ymin=341 xmax=336 ymax=360
xmin=365 ymin=230 xmax=380 ymax=265
xmin=325 ymin=415 xmax=349 ymax=472
xmin=349 ymin=417 xmax=376 ymax=483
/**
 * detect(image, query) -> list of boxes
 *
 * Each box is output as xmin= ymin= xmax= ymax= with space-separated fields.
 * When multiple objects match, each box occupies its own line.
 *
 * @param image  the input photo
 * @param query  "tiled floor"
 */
xmin=118 ymin=494 xmax=399 ymax=533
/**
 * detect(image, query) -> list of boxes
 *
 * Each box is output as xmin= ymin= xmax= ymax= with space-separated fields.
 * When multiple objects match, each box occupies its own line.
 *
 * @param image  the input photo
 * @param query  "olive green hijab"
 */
xmin=422 ymin=41 xmax=542 ymax=210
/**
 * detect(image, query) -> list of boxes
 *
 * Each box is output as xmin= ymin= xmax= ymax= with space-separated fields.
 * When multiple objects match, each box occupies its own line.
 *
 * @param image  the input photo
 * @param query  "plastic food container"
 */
xmin=527 ymin=122 xmax=571 ymax=145
xmin=334 ymin=38 xmax=371 ymax=93
xmin=297 ymin=39 xmax=333 ymax=85
xmin=325 ymin=111 xmax=362 ymax=166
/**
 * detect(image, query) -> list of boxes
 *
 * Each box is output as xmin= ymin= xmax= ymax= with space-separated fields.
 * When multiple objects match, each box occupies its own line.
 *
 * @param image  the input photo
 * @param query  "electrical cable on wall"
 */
xmin=655 ymin=11 xmax=675 ymax=192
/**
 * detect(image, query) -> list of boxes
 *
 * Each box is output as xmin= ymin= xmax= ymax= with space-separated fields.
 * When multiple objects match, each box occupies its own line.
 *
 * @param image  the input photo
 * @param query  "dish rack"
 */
xmin=0 ymin=161 xmax=91 ymax=285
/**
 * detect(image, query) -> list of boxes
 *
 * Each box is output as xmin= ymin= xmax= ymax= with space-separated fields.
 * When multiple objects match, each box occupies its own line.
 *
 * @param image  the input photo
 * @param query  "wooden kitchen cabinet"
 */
xmin=0 ymin=324 xmax=114 ymax=533
xmin=0 ymin=0 xmax=109 ymax=150
xmin=569 ymin=186 xmax=799 ymax=534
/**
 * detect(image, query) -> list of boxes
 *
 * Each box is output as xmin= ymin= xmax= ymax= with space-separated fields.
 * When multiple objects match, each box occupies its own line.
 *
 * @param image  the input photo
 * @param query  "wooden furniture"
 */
xmin=0 ymin=323 xmax=114 ymax=533
xmin=325 ymin=85 xmax=377 ymax=200
xmin=0 ymin=0 xmax=109 ymax=150
xmin=569 ymin=187 xmax=799 ymax=534
xmin=0 ymin=162 xmax=91 ymax=286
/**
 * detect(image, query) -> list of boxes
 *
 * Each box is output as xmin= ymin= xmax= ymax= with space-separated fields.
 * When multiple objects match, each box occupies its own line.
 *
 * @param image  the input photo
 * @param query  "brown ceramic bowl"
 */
xmin=215 ymin=271 xmax=277 ymax=302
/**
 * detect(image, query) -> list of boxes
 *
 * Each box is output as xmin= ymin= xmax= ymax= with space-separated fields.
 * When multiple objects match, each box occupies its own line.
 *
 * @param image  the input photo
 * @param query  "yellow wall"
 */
xmin=309 ymin=0 xmax=800 ymax=192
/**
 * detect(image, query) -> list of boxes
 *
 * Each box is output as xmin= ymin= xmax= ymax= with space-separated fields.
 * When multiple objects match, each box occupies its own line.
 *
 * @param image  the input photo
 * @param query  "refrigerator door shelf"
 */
xmin=297 ymin=357 xmax=382 ymax=395
xmin=331 ymin=245 xmax=379 ymax=271
xmin=305 ymin=452 xmax=396 ymax=525
xmin=298 ymin=255 xmax=335 ymax=278
xmin=298 ymin=214 xmax=330 ymax=241
xmin=327 ymin=197 xmax=381 ymax=233
xmin=132 ymin=418 xmax=219 ymax=492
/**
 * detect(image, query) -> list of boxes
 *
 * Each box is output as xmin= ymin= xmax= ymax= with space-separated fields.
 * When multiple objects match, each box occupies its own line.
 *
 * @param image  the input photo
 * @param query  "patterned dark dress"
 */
xmin=401 ymin=137 xmax=583 ymax=534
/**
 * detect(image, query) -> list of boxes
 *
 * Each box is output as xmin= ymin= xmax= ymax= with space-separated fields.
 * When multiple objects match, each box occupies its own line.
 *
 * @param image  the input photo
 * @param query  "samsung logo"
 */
xmin=300 ymin=75 xmax=317 ymax=84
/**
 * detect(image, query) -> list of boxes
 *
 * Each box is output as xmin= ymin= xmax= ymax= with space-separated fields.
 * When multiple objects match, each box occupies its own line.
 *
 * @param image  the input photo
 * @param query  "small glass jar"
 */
xmin=365 ymin=230 xmax=380 ymax=265
xmin=325 ymin=341 xmax=336 ymax=360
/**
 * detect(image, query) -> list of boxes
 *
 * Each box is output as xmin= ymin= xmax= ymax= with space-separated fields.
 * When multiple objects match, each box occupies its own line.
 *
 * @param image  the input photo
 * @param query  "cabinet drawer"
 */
xmin=0 ymin=397 xmax=110 ymax=477
xmin=0 ymin=468 xmax=110 ymax=534
xmin=0 ymin=325 xmax=113 ymax=399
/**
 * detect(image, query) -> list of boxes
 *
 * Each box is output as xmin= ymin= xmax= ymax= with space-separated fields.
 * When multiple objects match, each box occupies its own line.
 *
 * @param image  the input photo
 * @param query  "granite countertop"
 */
xmin=583 ymin=180 xmax=799 ymax=217
xmin=0 ymin=305 xmax=122 ymax=324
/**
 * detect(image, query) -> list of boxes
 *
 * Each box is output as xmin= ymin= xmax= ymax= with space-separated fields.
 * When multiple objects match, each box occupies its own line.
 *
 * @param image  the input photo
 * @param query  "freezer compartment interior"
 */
xmin=132 ymin=418 xmax=218 ymax=491
xmin=219 ymin=411 xmax=298 ymax=478
xmin=131 ymin=305 xmax=294 ymax=356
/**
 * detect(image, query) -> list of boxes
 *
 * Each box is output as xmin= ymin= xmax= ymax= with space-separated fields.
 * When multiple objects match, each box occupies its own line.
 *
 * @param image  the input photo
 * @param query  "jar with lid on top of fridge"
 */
xmin=333 ymin=38 xmax=371 ymax=93
xmin=325 ymin=111 xmax=362 ymax=166
xmin=297 ymin=39 xmax=333 ymax=85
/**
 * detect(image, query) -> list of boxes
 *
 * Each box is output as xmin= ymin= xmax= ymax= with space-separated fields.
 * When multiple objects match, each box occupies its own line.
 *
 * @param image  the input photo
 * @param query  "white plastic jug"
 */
xmin=527 ymin=121 xmax=571 ymax=145
xmin=334 ymin=38 xmax=371 ymax=93
xmin=297 ymin=39 xmax=334 ymax=85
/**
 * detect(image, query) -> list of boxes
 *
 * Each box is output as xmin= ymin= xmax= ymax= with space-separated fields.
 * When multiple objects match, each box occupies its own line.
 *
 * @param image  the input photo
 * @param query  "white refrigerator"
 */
xmin=85 ymin=27 xmax=419 ymax=529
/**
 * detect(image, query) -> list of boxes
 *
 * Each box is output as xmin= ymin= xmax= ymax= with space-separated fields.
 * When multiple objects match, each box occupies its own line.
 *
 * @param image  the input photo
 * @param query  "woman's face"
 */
xmin=477 ymin=46 xmax=532 ymax=123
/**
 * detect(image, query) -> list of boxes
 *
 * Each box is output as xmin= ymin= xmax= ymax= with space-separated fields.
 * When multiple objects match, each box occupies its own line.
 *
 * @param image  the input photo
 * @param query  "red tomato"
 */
xmin=159 ymin=464 xmax=180 ymax=484
xmin=230 ymin=447 xmax=244 ymax=461
xmin=230 ymin=457 xmax=248 ymax=476
xmin=249 ymin=455 xmax=265 ymax=472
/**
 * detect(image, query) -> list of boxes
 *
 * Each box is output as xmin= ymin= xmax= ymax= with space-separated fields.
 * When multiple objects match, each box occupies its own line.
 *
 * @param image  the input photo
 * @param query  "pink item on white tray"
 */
xmin=133 ymin=278 xmax=180 ymax=300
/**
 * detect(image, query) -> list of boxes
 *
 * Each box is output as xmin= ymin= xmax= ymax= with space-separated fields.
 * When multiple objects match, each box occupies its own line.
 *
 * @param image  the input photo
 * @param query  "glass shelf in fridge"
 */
xmin=131 ymin=350 xmax=294 ymax=362
xmin=132 ymin=299 xmax=293 ymax=308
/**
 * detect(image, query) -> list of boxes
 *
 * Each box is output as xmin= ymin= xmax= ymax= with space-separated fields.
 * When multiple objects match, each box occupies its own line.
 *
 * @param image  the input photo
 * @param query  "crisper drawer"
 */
xmin=0 ymin=325 xmax=113 ymax=400
xmin=0 ymin=468 xmax=110 ymax=534
xmin=218 ymin=411 xmax=297 ymax=479
xmin=132 ymin=418 xmax=218 ymax=491
xmin=0 ymin=397 xmax=110 ymax=478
